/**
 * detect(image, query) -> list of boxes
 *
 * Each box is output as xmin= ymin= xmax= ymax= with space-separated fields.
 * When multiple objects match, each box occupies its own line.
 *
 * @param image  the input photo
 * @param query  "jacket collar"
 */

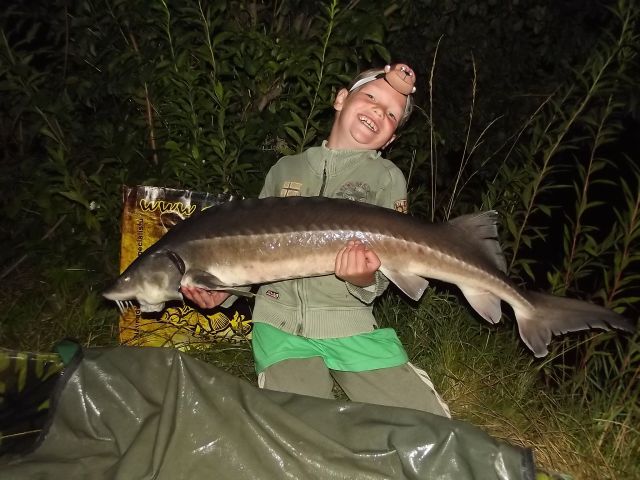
xmin=305 ymin=140 xmax=381 ymax=176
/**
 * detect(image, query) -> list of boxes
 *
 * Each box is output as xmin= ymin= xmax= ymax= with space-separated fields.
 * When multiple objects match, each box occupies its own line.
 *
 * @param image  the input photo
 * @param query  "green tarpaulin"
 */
xmin=1 ymin=346 xmax=534 ymax=479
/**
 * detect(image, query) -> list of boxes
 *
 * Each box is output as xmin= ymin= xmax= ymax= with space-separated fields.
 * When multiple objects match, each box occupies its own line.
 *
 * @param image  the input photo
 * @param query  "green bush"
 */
xmin=1 ymin=1 xmax=638 ymax=477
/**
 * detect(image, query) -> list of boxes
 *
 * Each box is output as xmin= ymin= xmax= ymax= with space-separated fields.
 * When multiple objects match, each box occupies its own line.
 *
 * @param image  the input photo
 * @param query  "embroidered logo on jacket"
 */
xmin=335 ymin=182 xmax=371 ymax=202
xmin=394 ymin=199 xmax=408 ymax=214
xmin=265 ymin=290 xmax=280 ymax=299
xmin=280 ymin=181 xmax=302 ymax=197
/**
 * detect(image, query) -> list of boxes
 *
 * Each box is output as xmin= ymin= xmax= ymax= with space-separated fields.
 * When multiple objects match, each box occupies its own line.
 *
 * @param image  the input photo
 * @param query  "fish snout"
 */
xmin=102 ymin=276 xmax=135 ymax=301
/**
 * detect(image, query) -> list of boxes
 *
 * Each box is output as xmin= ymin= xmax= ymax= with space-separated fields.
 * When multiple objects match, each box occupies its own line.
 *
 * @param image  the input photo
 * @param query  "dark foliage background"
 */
xmin=1 ymin=1 xmax=639 ymax=476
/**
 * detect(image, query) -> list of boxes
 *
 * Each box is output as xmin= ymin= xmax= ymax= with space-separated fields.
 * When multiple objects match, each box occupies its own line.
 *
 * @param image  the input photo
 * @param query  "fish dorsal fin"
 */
xmin=458 ymin=285 xmax=503 ymax=324
xmin=380 ymin=267 xmax=429 ymax=301
xmin=448 ymin=210 xmax=507 ymax=273
xmin=181 ymin=269 xmax=255 ymax=298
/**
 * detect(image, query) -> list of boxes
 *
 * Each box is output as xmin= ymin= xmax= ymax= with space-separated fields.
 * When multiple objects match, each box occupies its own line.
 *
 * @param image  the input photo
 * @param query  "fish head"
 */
xmin=103 ymin=250 xmax=184 ymax=313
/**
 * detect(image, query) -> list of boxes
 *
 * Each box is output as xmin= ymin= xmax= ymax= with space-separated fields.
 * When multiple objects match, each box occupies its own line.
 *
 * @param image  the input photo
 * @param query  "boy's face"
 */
xmin=330 ymin=78 xmax=407 ymax=151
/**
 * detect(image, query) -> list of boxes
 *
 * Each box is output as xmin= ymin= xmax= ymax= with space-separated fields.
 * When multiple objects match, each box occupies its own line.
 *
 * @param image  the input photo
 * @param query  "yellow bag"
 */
xmin=117 ymin=185 xmax=252 ymax=348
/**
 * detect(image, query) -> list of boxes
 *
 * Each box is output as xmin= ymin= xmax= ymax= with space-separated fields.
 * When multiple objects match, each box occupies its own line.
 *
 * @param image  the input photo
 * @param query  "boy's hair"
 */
xmin=347 ymin=67 xmax=415 ymax=128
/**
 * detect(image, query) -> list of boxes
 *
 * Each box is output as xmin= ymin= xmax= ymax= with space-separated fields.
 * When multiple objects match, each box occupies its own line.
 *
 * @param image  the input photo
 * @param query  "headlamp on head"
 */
xmin=348 ymin=63 xmax=417 ymax=128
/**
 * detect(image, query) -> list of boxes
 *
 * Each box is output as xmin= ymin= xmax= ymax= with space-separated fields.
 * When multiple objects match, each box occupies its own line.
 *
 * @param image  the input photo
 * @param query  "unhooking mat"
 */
xmin=0 ymin=346 xmax=535 ymax=479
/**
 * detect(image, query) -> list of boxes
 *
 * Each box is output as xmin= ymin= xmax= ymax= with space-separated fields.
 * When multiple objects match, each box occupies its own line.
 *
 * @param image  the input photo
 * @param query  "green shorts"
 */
xmin=252 ymin=322 xmax=409 ymax=373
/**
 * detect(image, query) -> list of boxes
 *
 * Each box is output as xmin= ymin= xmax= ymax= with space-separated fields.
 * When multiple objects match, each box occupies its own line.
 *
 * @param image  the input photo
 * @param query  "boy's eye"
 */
xmin=365 ymin=93 xmax=374 ymax=99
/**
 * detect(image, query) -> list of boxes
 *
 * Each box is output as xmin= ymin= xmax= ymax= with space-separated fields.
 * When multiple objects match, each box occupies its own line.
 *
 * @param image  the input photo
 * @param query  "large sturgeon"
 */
xmin=103 ymin=196 xmax=634 ymax=357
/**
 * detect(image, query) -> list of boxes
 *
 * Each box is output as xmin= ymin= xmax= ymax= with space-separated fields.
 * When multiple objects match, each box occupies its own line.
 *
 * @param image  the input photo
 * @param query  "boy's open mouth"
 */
xmin=358 ymin=115 xmax=378 ymax=132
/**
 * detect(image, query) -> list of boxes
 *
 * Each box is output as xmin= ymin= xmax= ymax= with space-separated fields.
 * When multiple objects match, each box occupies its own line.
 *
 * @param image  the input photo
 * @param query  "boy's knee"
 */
xmin=260 ymin=357 xmax=334 ymax=399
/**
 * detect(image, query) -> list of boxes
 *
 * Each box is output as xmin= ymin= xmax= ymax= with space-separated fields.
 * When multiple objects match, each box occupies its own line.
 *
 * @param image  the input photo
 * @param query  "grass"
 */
xmin=377 ymin=289 xmax=639 ymax=479
xmin=2 ymin=273 xmax=637 ymax=479
xmin=1 ymin=1 xmax=637 ymax=477
xmin=0 ymin=266 xmax=118 ymax=352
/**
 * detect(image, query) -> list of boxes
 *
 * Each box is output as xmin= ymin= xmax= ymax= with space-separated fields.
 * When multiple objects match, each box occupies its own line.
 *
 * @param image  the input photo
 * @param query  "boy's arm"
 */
xmin=344 ymin=166 xmax=408 ymax=304
xmin=216 ymin=170 xmax=277 ymax=307
xmin=335 ymin=240 xmax=388 ymax=304
xmin=183 ymin=169 xmax=278 ymax=310
xmin=345 ymin=270 xmax=389 ymax=305
xmin=375 ymin=166 xmax=409 ymax=214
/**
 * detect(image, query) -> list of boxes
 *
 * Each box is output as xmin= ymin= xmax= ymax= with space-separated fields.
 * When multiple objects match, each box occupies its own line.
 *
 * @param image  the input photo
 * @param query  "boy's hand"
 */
xmin=181 ymin=286 xmax=231 ymax=309
xmin=335 ymin=240 xmax=381 ymax=287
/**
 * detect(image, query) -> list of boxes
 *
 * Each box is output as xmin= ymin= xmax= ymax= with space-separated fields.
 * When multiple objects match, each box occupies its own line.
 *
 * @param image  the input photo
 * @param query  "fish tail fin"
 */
xmin=513 ymin=292 xmax=636 ymax=357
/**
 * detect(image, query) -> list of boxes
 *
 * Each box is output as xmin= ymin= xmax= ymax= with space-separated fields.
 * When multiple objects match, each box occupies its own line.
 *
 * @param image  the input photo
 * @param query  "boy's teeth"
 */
xmin=359 ymin=115 xmax=377 ymax=132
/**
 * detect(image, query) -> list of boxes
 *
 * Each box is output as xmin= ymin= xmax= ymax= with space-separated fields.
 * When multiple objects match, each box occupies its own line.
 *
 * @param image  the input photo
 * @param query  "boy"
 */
xmin=183 ymin=64 xmax=449 ymax=417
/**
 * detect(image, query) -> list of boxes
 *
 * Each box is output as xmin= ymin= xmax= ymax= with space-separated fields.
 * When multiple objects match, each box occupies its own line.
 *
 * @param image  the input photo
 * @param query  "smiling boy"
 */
xmin=183 ymin=64 xmax=449 ymax=417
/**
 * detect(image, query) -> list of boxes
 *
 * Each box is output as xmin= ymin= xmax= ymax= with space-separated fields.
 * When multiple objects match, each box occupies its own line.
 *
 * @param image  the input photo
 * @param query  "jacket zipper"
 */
xmin=298 ymin=159 xmax=328 ymax=332
xmin=295 ymin=278 xmax=304 ymax=335
xmin=318 ymin=160 xmax=327 ymax=196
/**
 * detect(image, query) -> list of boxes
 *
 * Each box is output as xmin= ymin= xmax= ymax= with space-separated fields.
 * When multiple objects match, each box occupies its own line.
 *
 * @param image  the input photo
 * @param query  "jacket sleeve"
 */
xmin=345 ymin=270 xmax=390 ymax=305
xmin=345 ymin=163 xmax=408 ymax=304
xmin=374 ymin=164 xmax=408 ymax=212
xmin=259 ymin=165 xmax=278 ymax=198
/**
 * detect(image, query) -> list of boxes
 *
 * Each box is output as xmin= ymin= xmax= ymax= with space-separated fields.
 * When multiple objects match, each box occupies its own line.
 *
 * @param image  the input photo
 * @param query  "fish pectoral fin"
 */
xmin=219 ymin=287 xmax=256 ymax=298
xmin=458 ymin=285 xmax=502 ymax=324
xmin=182 ymin=269 xmax=255 ymax=298
xmin=380 ymin=267 xmax=429 ymax=301
xmin=182 ymin=269 xmax=224 ymax=290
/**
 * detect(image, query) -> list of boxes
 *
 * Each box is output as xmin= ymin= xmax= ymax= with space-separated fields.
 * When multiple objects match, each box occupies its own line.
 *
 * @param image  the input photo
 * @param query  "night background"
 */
xmin=1 ymin=1 xmax=638 ymax=477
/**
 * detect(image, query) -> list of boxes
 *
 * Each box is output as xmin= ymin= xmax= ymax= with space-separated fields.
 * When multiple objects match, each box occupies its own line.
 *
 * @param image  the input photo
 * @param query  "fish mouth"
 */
xmin=358 ymin=115 xmax=378 ymax=132
xmin=108 ymin=299 xmax=166 ymax=314
xmin=103 ymin=285 xmax=158 ymax=314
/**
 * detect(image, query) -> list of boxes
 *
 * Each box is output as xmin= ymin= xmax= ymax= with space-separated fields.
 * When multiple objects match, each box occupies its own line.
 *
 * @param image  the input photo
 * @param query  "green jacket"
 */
xmin=249 ymin=141 xmax=408 ymax=339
